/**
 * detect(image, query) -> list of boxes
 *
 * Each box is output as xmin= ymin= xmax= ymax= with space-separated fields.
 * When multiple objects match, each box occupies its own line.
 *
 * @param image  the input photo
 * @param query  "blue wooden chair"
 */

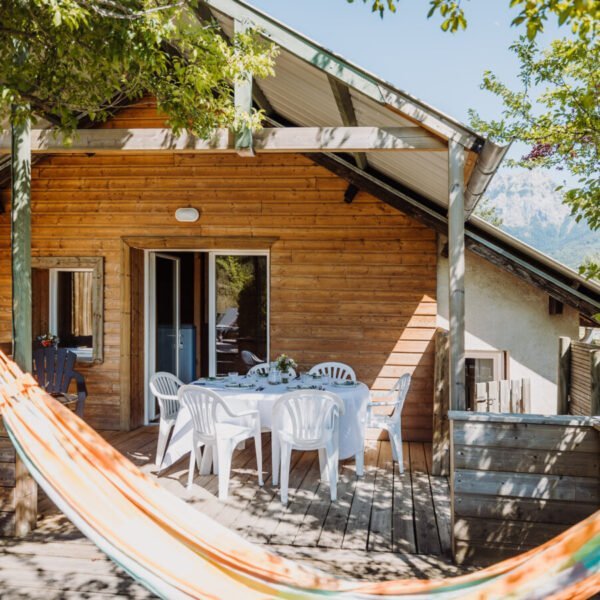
xmin=32 ymin=347 xmax=87 ymax=417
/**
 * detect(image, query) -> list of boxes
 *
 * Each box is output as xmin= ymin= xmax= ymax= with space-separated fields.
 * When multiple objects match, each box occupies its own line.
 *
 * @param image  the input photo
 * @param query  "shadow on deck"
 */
xmin=0 ymin=427 xmax=465 ymax=599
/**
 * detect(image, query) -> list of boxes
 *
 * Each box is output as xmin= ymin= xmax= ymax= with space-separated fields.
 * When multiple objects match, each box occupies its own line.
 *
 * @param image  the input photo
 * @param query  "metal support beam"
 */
xmin=448 ymin=139 xmax=466 ymax=411
xmin=234 ymin=18 xmax=255 ymax=157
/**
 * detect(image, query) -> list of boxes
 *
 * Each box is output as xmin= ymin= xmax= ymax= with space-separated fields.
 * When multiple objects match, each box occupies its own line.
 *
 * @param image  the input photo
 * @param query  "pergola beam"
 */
xmin=0 ymin=126 xmax=447 ymax=154
xmin=328 ymin=76 xmax=368 ymax=171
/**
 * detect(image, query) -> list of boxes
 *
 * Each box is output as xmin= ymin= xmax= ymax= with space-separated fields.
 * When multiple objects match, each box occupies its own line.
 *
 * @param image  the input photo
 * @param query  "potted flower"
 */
xmin=37 ymin=333 xmax=60 ymax=348
xmin=276 ymin=354 xmax=297 ymax=384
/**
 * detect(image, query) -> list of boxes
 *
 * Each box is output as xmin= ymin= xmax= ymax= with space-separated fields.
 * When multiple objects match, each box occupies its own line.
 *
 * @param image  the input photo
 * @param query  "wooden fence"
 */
xmin=449 ymin=411 xmax=600 ymax=566
xmin=473 ymin=379 xmax=530 ymax=413
xmin=558 ymin=338 xmax=600 ymax=416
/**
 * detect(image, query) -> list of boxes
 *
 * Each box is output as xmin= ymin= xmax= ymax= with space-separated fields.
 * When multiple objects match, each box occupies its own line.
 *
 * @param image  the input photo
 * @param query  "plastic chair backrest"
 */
xmin=274 ymin=391 xmax=343 ymax=444
xmin=392 ymin=373 xmax=411 ymax=417
xmin=308 ymin=362 xmax=356 ymax=383
xmin=241 ymin=350 xmax=264 ymax=367
xmin=217 ymin=307 xmax=238 ymax=328
xmin=149 ymin=372 xmax=182 ymax=417
xmin=248 ymin=362 xmax=270 ymax=376
xmin=178 ymin=386 xmax=223 ymax=441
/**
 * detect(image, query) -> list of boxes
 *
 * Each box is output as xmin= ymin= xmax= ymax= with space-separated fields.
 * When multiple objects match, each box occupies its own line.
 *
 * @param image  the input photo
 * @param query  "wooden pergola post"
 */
xmin=2 ymin=110 xmax=38 ymax=536
xmin=448 ymin=139 xmax=466 ymax=411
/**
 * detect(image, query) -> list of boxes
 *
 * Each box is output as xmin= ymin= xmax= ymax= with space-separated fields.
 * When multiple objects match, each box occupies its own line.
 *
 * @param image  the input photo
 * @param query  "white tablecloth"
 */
xmin=160 ymin=380 xmax=370 ymax=470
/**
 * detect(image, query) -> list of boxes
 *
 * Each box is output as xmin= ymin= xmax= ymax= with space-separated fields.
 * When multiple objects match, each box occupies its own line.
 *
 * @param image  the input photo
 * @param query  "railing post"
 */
xmin=592 ymin=349 xmax=600 ymax=416
xmin=557 ymin=336 xmax=571 ymax=414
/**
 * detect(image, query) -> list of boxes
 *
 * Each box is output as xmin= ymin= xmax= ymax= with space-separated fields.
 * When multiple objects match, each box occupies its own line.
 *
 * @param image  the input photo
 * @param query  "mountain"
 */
xmin=480 ymin=170 xmax=599 ymax=271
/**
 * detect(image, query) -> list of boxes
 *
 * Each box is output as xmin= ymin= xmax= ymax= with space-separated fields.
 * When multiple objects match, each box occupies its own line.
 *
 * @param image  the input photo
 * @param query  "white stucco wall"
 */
xmin=437 ymin=245 xmax=579 ymax=413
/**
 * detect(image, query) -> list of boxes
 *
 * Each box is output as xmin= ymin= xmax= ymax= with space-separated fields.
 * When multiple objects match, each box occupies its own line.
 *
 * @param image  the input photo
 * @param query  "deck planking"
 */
xmin=0 ymin=428 xmax=459 ymax=599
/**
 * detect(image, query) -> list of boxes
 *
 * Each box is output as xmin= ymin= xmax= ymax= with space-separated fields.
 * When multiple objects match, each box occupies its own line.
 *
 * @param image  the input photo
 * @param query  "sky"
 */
xmin=247 ymin=0 xmax=563 ymax=175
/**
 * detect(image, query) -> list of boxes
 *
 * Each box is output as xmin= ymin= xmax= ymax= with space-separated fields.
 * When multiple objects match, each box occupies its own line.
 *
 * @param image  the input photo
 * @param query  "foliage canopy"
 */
xmin=0 ymin=1 xmax=277 ymax=135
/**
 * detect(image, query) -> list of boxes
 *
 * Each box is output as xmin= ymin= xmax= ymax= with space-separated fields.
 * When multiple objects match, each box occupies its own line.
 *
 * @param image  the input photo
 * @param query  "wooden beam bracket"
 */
xmin=343 ymin=184 xmax=359 ymax=204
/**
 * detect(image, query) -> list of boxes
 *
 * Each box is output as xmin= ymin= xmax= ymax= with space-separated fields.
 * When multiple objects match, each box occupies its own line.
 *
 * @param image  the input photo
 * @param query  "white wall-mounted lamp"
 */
xmin=175 ymin=207 xmax=200 ymax=223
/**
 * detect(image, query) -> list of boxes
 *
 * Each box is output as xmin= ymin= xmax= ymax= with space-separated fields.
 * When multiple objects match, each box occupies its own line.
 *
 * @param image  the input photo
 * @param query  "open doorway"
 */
xmin=144 ymin=250 xmax=269 ymax=424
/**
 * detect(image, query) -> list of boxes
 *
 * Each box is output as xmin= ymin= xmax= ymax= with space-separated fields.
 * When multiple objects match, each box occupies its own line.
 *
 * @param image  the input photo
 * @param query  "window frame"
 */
xmin=465 ymin=349 xmax=508 ymax=381
xmin=32 ymin=257 xmax=104 ymax=363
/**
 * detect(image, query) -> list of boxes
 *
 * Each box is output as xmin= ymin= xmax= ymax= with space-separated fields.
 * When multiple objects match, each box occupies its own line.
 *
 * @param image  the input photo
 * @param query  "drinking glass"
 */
xmin=228 ymin=371 xmax=239 ymax=384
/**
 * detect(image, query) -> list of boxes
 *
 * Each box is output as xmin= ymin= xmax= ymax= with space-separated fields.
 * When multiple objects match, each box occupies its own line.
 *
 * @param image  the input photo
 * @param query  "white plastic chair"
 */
xmin=149 ymin=372 xmax=183 ymax=468
xmin=272 ymin=390 xmax=344 ymax=504
xmin=248 ymin=362 xmax=270 ymax=377
xmin=241 ymin=350 xmax=264 ymax=368
xmin=178 ymin=385 xmax=263 ymax=500
xmin=364 ymin=374 xmax=411 ymax=473
xmin=309 ymin=361 xmax=356 ymax=383
xmin=248 ymin=363 xmax=297 ymax=379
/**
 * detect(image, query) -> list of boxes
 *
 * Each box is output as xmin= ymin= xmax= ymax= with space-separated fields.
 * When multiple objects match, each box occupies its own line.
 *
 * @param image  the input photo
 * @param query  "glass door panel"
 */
xmin=210 ymin=253 xmax=268 ymax=376
xmin=154 ymin=253 xmax=181 ymax=378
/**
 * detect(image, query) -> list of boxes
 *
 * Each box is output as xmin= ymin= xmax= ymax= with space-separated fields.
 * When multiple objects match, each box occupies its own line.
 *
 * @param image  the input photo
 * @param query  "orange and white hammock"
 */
xmin=0 ymin=350 xmax=598 ymax=599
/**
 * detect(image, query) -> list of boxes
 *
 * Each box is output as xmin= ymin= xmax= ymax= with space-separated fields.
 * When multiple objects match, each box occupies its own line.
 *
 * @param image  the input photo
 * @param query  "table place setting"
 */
xmin=160 ymin=359 xmax=371 ymax=470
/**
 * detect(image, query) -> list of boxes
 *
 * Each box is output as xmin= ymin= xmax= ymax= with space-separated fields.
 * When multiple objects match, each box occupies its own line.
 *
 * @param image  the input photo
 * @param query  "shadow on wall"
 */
xmin=272 ymin=293 xmax=436 ymax=443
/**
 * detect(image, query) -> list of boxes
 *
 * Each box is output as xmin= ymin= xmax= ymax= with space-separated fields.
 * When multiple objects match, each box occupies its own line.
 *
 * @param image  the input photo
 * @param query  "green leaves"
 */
xmin=346 ymin=0 xmax=397 ymax=18
xmin=346 ymin=0 xmax=600 ymax=43
xmin=471 ymin=33 xmax=599 ymax=280
xmin=0 ymin=1 xmax=277 ymax=138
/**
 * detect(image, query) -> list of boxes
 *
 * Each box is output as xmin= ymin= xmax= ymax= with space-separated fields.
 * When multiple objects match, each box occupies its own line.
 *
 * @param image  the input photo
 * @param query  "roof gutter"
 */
xmin=464 ymin=139 xmax=511 ymax=220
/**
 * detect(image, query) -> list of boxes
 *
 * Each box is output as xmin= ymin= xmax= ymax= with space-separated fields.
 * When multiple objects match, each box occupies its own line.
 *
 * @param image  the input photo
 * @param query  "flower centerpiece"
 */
xmin=37 ymin=333 xmax=60 ymax=348
xmin=275 ymin=354 xmax=297 ymax=383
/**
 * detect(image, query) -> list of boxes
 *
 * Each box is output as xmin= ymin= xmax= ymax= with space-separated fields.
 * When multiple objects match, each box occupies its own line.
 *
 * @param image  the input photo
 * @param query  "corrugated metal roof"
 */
xmin=208 ymin=0 xmax=504 ymax=212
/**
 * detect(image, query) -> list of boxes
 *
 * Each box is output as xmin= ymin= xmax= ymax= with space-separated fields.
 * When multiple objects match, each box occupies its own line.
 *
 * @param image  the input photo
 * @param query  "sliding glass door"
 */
xmin=209 ymin=252 xmax=269 ymax=376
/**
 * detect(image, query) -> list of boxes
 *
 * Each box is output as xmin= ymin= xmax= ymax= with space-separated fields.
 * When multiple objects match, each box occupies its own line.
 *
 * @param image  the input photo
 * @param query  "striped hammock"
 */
xmin=0 ymin=351 xmax=598 ymax=600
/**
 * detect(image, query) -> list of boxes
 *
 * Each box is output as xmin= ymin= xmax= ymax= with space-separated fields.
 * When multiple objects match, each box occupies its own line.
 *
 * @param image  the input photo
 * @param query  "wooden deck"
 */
xmin=0 ymin=427 xmax=464 ymax=598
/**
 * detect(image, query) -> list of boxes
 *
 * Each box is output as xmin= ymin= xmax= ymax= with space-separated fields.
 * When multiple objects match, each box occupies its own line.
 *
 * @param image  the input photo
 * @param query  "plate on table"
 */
xmin=225 ymin=382 xmax=255 ymax=389
xmin=194 ymin=377 xmax=225 ymax=385
xmin=287 ymin=383 xmax=321 ymax=390
xmin=333 ymin=381 xmax=358 ymax=388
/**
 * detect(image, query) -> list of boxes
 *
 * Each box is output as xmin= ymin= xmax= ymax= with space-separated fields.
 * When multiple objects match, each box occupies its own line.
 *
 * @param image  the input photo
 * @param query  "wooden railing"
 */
xmin=449 ymin=411 xmax=600 ymax=566
xmin=473 ymin=379 xmax=531 ymax=413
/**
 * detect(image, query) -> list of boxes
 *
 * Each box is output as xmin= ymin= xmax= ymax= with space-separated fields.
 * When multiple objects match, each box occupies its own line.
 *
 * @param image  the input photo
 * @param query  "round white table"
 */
xmin=160 ymin=379 xmax=369 ymax=472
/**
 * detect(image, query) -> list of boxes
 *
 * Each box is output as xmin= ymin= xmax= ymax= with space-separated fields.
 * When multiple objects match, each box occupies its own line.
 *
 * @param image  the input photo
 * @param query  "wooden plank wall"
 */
xmin=0 ymin=102 xmax=437 ymax=439
xmin=569 ymin=341 xmax=600 ymax=416
xmin=450 ymin=412 xmax=600 ymax=565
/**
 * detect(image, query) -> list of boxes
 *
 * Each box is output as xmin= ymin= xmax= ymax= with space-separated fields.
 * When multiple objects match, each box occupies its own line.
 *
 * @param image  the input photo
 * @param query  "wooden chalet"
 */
xmin=0 ymin=0 xmax=599 ymax=594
